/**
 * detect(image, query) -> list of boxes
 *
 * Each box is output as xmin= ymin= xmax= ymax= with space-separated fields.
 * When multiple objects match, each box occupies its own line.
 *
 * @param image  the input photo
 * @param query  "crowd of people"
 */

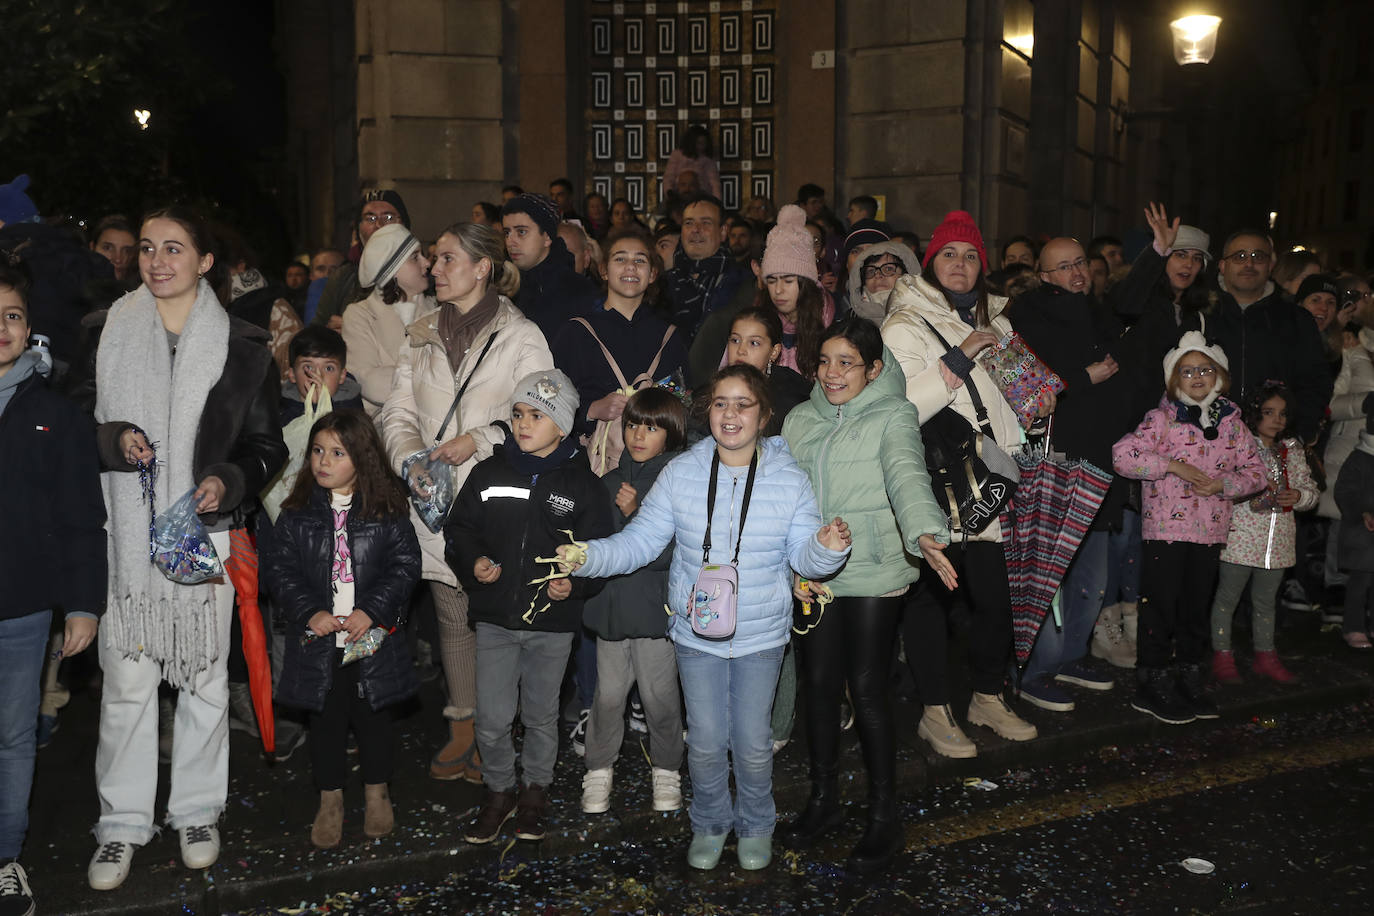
xmin=2 ymin=159 xmax=1373 ymax=914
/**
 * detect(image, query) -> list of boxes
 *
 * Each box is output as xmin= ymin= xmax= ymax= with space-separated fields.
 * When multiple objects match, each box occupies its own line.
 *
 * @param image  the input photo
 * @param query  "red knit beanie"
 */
xmin=922 ymin=210 xmax=988 ymax=272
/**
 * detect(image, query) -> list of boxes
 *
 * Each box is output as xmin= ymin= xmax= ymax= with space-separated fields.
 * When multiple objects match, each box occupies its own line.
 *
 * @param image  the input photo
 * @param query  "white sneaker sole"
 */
xmin=916 ymin=720 xmax=977 ymax=758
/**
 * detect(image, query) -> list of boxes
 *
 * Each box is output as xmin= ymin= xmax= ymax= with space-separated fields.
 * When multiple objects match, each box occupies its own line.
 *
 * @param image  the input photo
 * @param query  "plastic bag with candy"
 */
xmin=402 ymin=448 xmax=459 ymax=532
xmin=342 ymin=627 xmax=388 ymax=665
xmin=151 ymin=488 xmax=223 ymax=584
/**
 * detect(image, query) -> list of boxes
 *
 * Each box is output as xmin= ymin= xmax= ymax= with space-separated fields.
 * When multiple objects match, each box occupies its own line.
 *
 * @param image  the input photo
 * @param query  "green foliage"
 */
xmin=0 ymin=0 xmax=225 ymax=219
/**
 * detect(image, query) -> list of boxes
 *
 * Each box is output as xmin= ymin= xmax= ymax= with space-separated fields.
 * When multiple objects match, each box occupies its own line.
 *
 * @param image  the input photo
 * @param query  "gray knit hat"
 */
xmin=512 ymin=368 xmax=579 ymax=436
xmin=1172 ymin=225 xmax=1211 ymax=262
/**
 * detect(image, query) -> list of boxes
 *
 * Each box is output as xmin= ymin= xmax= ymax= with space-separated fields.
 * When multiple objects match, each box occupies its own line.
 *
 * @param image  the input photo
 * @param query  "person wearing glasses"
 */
xmin=1211 ymin=229 xmax=1332 ymax=445
xmin=880 ymin=211 xmax=1040 ymax=756
xmin=1008 ymin=237 xmax=1141 ymax=712
xmin=311 ymin=189 xmax=413 ymax=331
xmin=846 ymin=241 xmax=919 ymax=324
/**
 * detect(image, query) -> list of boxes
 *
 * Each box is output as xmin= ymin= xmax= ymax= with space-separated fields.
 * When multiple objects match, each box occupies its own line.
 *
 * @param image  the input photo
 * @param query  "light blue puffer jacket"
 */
xmin=575 ymin=435 xmax=849 ymax=658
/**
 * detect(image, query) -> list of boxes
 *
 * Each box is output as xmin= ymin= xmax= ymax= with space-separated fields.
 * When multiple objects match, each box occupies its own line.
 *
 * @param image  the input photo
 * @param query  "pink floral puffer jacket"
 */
xmin=1218 ymin=437 xmax=1320 ymax=569
xmin=1112 ymin=397 xmax=1268 ymax=545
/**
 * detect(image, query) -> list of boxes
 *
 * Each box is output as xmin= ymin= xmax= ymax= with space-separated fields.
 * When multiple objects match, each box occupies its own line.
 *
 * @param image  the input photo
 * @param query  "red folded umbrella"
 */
xmin=226 ymin=527 xmax=275 ymax=753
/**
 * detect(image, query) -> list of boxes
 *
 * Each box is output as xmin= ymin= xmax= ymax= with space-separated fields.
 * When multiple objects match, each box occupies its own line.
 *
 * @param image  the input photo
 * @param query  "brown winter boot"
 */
xmin=1091 ymin=604 xmax=1136 ymax=668
xmin=363 ymin=783 xmax=395 ymax=838
xmin=430 ymin=715 xmax=482 ymax=784
xmin=311 ymin=789 xmax=344 ymax=848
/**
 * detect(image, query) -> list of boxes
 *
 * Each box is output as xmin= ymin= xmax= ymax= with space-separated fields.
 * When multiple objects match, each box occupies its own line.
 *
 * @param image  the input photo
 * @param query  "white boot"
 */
xmin=1091 ymin=603 xmax=1135 ymax=668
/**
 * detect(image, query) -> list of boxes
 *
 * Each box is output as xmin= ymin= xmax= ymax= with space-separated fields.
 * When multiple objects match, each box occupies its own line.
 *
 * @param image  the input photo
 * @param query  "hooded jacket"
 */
xmin=513 ymin=237 xmax=599 ymax=344
xmin=880 ymin=274 xmax=1023 ymax=544
xmin=1318 ymin=342 xmax=1374 ymax=519
xmin=378 ymin=296 xmax=554 ymax=585
xmin=782 ymin=347 xmax=947 ymax=596
xmin=341 ymin=287 xmax=439 ymax=417
xmin=581 ymin=446 xmax=680 ymax=640
xmin=1334 ymin=431 xmax=1374 ymax=573
xmin=1112 ymin=395 xmax=1267 ymax=545
xmin=574 ymin=435 xmax=850 ymax=659
xmin=0 ymin=354 xmax=108 ymax=621
xmin=1206 ymin=281 xmax=1332 ymax=443
xmin=846 ymin=241 xmax=922 ymax=325
xmin=266 ymin=486 xmax=422 ymax=712
xmin=445 ymin=433 xmax=614 ymax=632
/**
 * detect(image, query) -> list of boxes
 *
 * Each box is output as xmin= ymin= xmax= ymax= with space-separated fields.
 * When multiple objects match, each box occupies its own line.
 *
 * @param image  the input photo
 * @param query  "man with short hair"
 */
xmin=502 ymin=192 xmax=597 ymax=343
xmin=1211 ymin=229 xmax=1331 ymax=442
xmin=1011 ymin=238 xmax=1140 ymax=712
xmin=725 ymin=216 xmax=755 ymax=264
xmin=797 ymin=183 xmax=826 ymax=220
xmin=847 ymin=195 xmax=878 ymax=226
xmin=1088 ymin=235 xmax=1125 ymax=272
xmin=309 ymin=248 xmax=345 ymax=282
xmin=1088 ymin=252 xmax=1110 ymax=300
xmin=549 ymin=179 xmax=579 ymax=220
xmin=664 ymin=194 xmax=748 ymax=338
xmin=501 ymin=185 xmax=524 ymax=202
xmin=310 ymin=189 xmax=411 ymax=329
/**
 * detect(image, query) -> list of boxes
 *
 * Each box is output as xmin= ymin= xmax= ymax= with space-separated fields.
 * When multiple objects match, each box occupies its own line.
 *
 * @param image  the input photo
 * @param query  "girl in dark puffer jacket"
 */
xmin=265 ymin=409 xmax=421 ymax=848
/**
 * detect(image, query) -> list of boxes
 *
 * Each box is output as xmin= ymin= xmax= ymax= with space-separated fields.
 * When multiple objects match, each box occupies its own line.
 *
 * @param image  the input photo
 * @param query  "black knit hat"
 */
xmin=356 ymin=188 xmax=411 ymax=232
xmin=502 ymin=192 xmax=562 ymax=239
xmin=1295 ymin=272 xmax=1339 ymax=305
xmin=843 ymin=219 xmax=893 ymax=260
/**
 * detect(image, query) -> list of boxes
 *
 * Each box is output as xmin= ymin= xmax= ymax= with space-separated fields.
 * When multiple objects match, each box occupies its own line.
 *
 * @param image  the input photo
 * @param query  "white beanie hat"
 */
xmin=1172 ymin=225 xmax=1211 ymax=261
xmin=512 ymin=368 xmax=580 ymax=436
xmin=1163 ymin=330 xmax=1230 ymax=435
xmin=359 ymin=223 xmax=420 ymax=288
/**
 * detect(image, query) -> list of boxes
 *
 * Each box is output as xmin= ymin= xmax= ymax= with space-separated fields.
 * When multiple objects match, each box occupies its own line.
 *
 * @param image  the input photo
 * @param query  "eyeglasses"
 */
xmin=1179 ymin=366 xmax=1217 ymax=379
xmin=861 ymin=263 xmax=903 ymax=280
xmin=1344 ymin=289 xmax=1373 ymax=302
xmin=810 ymin=237 xmax=824 ymax=250
xmin=1044 ymin=257 xmax=1089 ymax=275
xmin=361 ymin=211 xmax=401 ymax=226
xmin=1221 ymin=249 xmax=1270 ymax=264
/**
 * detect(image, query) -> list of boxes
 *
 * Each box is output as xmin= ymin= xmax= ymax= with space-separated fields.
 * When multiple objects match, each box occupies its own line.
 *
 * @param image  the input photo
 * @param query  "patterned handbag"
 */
xmin=977 ymin=332 xmax=1066 ymax=430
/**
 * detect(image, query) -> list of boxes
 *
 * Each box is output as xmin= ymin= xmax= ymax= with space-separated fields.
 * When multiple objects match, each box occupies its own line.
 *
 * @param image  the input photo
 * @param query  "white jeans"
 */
xmin=95 ymin=530 xmax=235 ymax=844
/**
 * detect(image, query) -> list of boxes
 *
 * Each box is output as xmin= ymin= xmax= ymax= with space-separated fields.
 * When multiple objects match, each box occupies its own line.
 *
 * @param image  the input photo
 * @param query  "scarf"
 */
xmin=946 ymin=288 xmax=980 ymax=327
xmin=502 ymin=426 xmax=580 ymax=477
xmin=669 ymin=245 xmax=732 ymax=331
xmin=96 ymin=281 xmax=230 ymax=688
xmin=230 ymin=268 xmax=267 ymax=301
xmin=1172 ymin=385 xmax=1229 ymax=440
xmin=438 ymin=288 xmax=500 ymax=375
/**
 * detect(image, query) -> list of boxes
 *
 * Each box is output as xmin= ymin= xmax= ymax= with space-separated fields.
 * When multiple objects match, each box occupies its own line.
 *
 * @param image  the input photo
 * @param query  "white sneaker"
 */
xmin=581 ymin=767 xmax=613 ymax=814
xmin=88 ymin=841 xmax=135 ymax=891
xmin=651 ymin=767 xmax=683 ymax=812
xmin=772 ymin=738 xmax=789 ymax=754
xmin=179 ymin=825 xmax=220 ymax=869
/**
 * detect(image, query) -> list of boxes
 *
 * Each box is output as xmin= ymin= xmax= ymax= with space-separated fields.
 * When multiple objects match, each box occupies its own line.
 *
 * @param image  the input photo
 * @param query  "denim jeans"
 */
xmin=1025 ymin=529 xmax=1109 ymax=682
xmin=0 ymin=609 xmax=51 ymax=860
xmin=473 ymin=623 xmax=575 ymax=792
xmin=675 ymin=644 xmax=783 ymax=838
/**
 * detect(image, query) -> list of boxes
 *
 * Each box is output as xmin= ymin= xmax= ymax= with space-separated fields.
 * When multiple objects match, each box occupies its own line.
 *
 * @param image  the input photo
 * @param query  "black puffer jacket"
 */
xmin=582 ymin=448 xmax=677 ymax=640
xmin=71 ymin=312 xmax=289 ymax=528
xmin=446 ymin=433 xmax=613 ymax=632
xmin=266 ymin=486 xmax=422 ymax=712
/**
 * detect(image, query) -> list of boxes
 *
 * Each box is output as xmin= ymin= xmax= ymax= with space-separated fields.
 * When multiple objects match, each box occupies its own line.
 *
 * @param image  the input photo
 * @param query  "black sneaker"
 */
xmin=0 ymin=861 xmax=35 ymax=916
xmin=1130 ymin=668 xmax=1195 ymax=725
xmin=570 ymin=708 xmax=589 ymax=757
xmin=628 ymin=696 xmax=648 ymax=734
xmin=1175 ymin=664 xmax=1220 ymax=720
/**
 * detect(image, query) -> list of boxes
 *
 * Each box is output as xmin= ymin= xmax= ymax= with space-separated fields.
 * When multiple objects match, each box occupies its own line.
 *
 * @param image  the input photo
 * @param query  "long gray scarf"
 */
xmin=96 ymin=281 xmax=229 ymax=688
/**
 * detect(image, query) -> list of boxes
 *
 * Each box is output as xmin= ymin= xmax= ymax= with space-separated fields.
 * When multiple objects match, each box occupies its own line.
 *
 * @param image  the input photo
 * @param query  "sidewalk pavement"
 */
xmin=26 ymin=613 xmax=1374 ymax=915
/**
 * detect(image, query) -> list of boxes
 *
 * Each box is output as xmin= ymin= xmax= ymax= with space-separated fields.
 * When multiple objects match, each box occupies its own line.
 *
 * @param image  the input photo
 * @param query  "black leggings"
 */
xmin=308 ymin=650 xmax=394 ymax=790
xmin=902 ymin=540 xmax=1014 ymax=702
xmin=796 ymin=595 xmax=901 ymax=799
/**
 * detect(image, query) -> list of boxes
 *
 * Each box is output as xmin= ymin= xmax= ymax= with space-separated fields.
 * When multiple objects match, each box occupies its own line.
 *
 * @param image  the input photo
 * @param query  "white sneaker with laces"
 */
xmin=179 ymin=824 xmax=220 ymax=870
xmin=0 ymin=860 xmax=35 ymax=916
xmin=651 ymin=767 xmax=683 ymax=812
xmin=581 ymin=767 xmax=613 ymax=813
xmin=88 ymin=841 xmax=135 ymax=891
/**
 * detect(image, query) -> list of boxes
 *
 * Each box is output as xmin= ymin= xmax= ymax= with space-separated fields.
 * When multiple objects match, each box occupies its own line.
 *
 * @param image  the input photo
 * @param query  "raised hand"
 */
xmin=1144 ymin=201 xmax=1180 ymax=252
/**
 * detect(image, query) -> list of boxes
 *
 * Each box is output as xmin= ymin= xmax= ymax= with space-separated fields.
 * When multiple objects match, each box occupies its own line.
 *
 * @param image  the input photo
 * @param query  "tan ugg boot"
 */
xmin=1091 ymin=603 xmax=1136 ymax=668
xmin=311 ymin=789 xmax=344 ymax=848
xmin=430 ymin=715 xmax=482 ymax=784
xmin=363 ymin=783 xmax=394 ymax=838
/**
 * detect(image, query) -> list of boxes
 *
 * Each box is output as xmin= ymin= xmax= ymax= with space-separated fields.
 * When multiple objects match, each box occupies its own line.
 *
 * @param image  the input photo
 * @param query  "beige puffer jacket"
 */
xmin=342 ymin=289 xmax=438 ymax=417
xmin=379 ymin=297 xmax=554 ymax=584
xmin=879 ymin=274 xmax=1025 ymax=544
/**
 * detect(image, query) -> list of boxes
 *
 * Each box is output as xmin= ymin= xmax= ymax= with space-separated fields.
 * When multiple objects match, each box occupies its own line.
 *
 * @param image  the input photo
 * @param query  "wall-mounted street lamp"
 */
xmin=1170 ymin=15 xmax=1222 ymax=65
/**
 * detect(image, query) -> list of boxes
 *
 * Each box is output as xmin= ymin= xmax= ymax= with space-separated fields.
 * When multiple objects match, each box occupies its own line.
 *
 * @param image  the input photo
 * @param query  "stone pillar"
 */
xmin=355 ymin=0 xmax=506 ymax=241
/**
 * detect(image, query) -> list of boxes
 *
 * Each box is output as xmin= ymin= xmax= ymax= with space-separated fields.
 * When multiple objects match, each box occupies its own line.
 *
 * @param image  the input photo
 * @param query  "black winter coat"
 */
xmin=72 ymin=313 xmax=289 ymax=528
xmin=446 ymin=435 xmax=613 ymax=632
xmin=582 ymin=448 xmax=677 ymax=640
xmin=266 ymin=486 xmax=422 ymax=712
xmin=0 ymin=370 xmax=108 ymax=620
xmin=1202 ymin=285 xmax=1332 ymax=443
xmin=514 ymin=238 xmax=599 ymax=345
xmin=1108 ymin=246 xmax=1209 ymax=417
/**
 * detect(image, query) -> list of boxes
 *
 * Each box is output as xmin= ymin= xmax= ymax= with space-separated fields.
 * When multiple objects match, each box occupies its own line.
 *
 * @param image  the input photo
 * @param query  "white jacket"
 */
xmin=379 ymin=297 xmax=554 ymax=584
xmin=1319 ymin=342 xmax=1374 ymax=518
xmin=880 ymin=274 xmax=1024 ymax=544
xmin=342 ymin=289 xmax=437 ymax=417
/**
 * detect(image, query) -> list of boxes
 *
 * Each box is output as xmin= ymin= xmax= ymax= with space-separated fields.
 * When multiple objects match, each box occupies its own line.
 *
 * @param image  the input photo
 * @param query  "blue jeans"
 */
xmin=675 ymin=644 xmax=783 ymax=838
xmin=1105 ymin=507 xmax=1142 ymax=605
xmin=1025 ymin=529 xmax=1109 ymax=682
xmin=0 ymin=609 xmax=51 ymax=860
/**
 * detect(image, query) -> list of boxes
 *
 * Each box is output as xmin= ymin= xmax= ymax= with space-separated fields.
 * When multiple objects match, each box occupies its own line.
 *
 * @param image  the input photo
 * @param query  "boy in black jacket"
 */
xmin=446 ymin=369 xmax=612 ymax=845
xmin=0 ymin=264 xmax=106 ymax=916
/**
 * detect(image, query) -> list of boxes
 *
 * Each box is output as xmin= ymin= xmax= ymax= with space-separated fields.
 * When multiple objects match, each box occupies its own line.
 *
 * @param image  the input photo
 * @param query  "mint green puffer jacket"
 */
xmin=782 ymin=347 xmax=947 ymax=597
